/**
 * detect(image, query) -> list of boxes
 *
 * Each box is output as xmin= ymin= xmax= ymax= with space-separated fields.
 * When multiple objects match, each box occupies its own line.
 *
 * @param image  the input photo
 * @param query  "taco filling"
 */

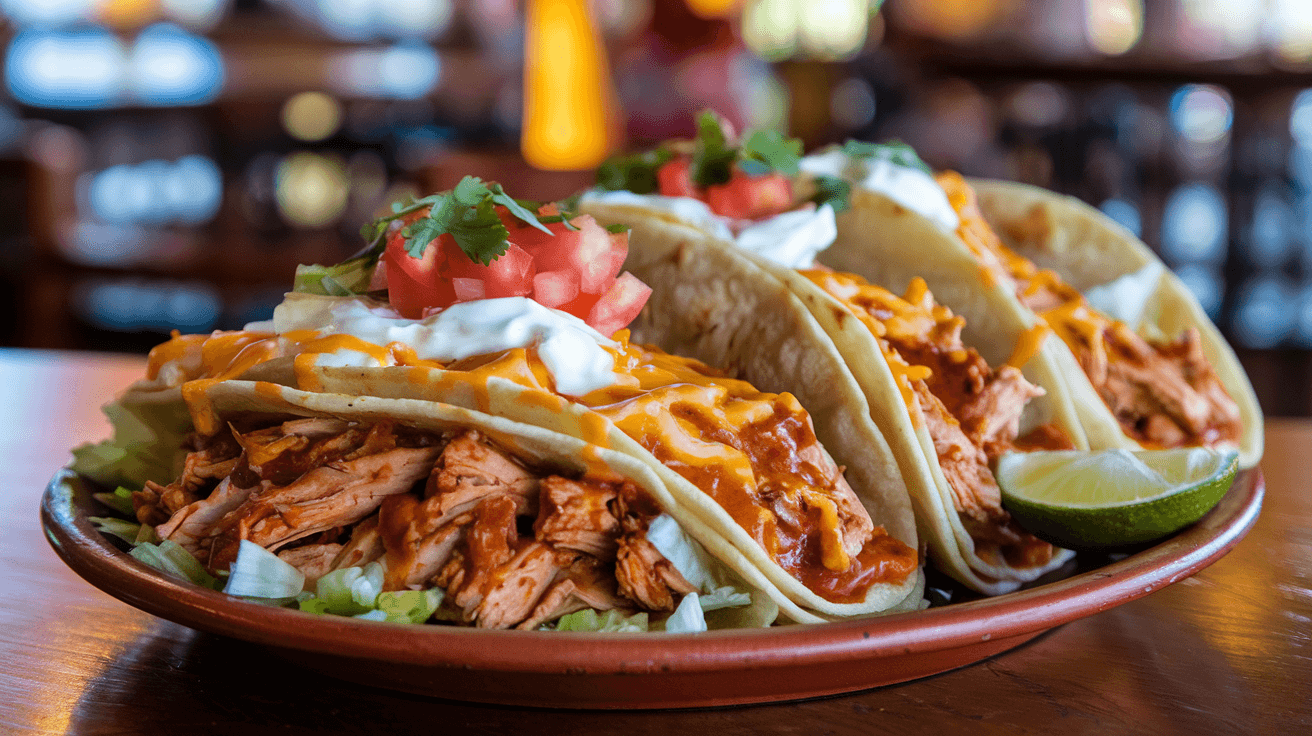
xmin=800 ymin=271 xmax=1065 ymax=569
xmin=135 ymin=415 xmax=711 ymax=630
xmin=935 ymin=172 xmax=1242 ymax=450
xmin=138 ymin=176 xmax=917 ymax=607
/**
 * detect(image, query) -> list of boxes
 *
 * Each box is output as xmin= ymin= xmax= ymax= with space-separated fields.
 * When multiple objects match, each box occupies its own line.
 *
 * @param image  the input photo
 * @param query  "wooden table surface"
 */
xmin=2 ymin=348 xmax=1309 ymax=735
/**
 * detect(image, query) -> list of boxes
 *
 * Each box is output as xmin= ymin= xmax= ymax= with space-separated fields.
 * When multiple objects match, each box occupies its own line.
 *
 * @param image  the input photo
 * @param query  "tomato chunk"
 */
xmin=705 ymin=170 xmax=793 ymax=220
xmin=384 ymin=227 xmax=448 ymax=319
xmin=452 ymin=277 xmax=485 ymax=302
xmin=533 ymin=269 xmax=580 ymax=308
xmin=656 ymin=158 xmax=698 ymax=198
xmin=586 ymin=272 xmax=651 ymax=337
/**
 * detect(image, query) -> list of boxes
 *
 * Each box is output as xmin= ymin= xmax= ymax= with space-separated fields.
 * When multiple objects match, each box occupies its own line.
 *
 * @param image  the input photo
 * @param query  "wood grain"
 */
xmin=2 ymin=349 xmax=1309 ymax=734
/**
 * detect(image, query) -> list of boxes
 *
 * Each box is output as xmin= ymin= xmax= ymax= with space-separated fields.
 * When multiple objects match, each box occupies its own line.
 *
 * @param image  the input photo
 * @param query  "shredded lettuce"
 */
xmin=554 ymin=609 xmax=649 ymax=632
xmin=297 ymin=565 xmax=442 ymax=624
xmin=92 ymin=486 xmax=137 ymax=517
xmin=223 ymin=540 xmax=305 ymax=598
xmin=294 ymin=258 xmax=377 ymax=296
xmin=310 ymin=562 xmax=385 ymax=615
xmin=130 ymin=540 xmax=220 ymax=590
xmin=71 ymin=399 xmax=193 ymax=489
xmin=374 ymin=589 xmax=444 ymax=623
xmin=90 ymin=516 xmax=159 ymax=546
xmin=662 ymin=592 xmax=707 ymax=633
xmin=696 ymin=585 xmax=752 ymax=612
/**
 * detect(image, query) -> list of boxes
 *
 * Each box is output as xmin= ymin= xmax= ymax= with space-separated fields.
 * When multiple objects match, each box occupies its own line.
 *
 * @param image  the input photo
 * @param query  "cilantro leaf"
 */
xmin=604 ymin=223 xmax=630 ymax=234
xmin=842 ymin=139 xmax=932 ymax=174
xmin=739 ymin=130 xmax=801 ymax=177
xmin=489 ymin=183 xmax=552 ymax=234
xmin=596 ymin=148 xmax=673 ymax=194
xmin=448 ymin=197 xmax=513 ymax=265
xmin=690 ymin=110 xmax=736 ymax=186
xmin=809 ymin=175 xmax=852 ymax=213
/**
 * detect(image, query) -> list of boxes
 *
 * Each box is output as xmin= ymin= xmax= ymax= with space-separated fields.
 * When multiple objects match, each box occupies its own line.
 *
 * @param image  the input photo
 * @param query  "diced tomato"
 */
xmin=533 ymin=269 xmax=580 ymax=308
xmin=452 ymin=277 xmax=485 ymax=302
xmin=656 ymin=158 xmax=698 ymax=198
xmin=705 ymin=170 xmax=793 ymax=220
xmin=368 ymin=259 xmax=388 ymax=291
xmin=586 ymin=272 xmax=652 ymax=337
xmin=455 ymin=243 xmax=536 ymax=298
xmin=521 ymin=216 xmax=617 ymax=294
xmin=556 ymin=290 xmax=601 ymax=323
xmin=384 ymin=226 xmax=449 ymax=319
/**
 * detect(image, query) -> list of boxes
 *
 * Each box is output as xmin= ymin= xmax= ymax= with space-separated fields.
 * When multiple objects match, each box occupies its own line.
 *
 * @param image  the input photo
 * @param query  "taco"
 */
xmin=578 ymin=114 xmax=1078 ymax=593
xmin=115 ymin=377 xmax=798 ymax=631
xmin=78 ymin=175 xmax=924 ymax=624
xmin=798 ymin=142 xmax=1261 ymax=469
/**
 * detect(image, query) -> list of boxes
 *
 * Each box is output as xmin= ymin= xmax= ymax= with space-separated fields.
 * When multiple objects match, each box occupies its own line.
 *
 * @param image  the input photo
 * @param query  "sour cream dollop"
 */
xmin=580 ymin=190 xmax=734 ymax=241
xmin=800 ymin=148 xmax=960 ymax=234
xmin=250 ymin=294 xmax=620 ymax=396
xmin=582 ymin=190 xmax=836 ymax=269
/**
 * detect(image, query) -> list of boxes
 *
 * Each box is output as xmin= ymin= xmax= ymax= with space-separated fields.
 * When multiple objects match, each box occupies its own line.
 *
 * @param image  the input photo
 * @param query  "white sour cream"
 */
xmin=258 ymin=294 xmax=620 ymax=396
xmin=580 ymin=190 xmax=734 ymax=241
xmin=800 ymin=147 xmax=960 ymax=234
xmin=1084 ymin=261 xmax=1165 ymax=328
xmin=583 ymin=189 xmax=836 ymax=269
xmin=734 ymin=203 xmax=836 ymax=268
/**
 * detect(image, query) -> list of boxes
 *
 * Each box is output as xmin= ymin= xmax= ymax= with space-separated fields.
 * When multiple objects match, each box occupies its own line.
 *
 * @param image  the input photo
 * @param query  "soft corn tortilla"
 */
xmin=967 ymin=178 xmax=1263 ymax=469
xmin=582 ymin=198 xmax=1076 ymax=594
xmin=194 ymin=379 xmax=784 ymax=628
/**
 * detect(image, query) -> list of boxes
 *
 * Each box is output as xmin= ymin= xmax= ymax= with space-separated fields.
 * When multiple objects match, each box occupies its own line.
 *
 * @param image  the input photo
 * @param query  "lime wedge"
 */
xmin=995 ymin=447 xmax=1240 ymax=549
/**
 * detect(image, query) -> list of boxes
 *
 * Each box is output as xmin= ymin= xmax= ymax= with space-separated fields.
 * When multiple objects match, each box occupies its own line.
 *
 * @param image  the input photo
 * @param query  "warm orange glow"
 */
xmin=685 ymin=0 xmax=742 ymax=19
xmin=522 ymin=0 xmax=621 ymax=170
xmin=891 ymin=0 xmax=1011 ymax=40
xmin=97 ymin=0 xmax=160 ymax=28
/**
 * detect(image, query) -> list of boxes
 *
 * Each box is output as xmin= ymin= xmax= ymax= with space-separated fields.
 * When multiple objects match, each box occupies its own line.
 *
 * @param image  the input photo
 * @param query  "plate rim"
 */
xmin=41 ymin=466 xmax=1264 ymax=676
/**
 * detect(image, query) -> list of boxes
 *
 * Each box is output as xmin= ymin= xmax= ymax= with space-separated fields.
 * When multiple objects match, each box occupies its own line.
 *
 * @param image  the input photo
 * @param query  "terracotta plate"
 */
xmin=42 ymin=467 xmax=1263 ymax=709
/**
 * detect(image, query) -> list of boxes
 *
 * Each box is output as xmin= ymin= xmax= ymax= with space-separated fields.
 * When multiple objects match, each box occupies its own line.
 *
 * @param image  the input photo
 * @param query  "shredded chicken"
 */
xmin=148 ymin=418 xmax=696 ymax=629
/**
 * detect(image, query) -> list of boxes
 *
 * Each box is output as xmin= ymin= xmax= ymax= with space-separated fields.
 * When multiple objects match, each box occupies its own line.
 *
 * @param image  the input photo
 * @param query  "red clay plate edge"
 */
xmin=42 ymin=467 xmax=1263 ymax=675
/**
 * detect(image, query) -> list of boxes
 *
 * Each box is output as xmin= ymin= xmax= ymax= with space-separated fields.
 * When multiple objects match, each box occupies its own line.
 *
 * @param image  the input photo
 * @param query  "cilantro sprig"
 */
xmin=596 ymin=148 xmax=672 ymax=194
xmin=594 ymin=110 xmax=805 ymax=194
xmin=809 ymin=175 xmax=853 ymax=213
xmin=842 ymin=139 xmax=932 ymax=175
xmin=359 ymin=176 xmax=556 ymax=267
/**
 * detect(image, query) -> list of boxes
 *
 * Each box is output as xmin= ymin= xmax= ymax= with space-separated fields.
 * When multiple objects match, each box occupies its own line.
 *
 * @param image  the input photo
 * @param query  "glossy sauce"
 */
xmin=935 ymin=172 xmax=1242 ymax=449
xmin=144 ymin=325 xmax=917 ymax=602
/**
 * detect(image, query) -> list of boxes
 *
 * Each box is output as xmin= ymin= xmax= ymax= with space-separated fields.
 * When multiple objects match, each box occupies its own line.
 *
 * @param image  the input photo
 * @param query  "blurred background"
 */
xmin=0 ymin=0 xmax=1309 ymax=416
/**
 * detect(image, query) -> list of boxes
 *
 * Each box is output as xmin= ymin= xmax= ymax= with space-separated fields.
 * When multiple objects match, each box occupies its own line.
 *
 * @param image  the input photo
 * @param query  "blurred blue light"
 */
xmin=129 ymin=24 xmax=223 ymax=106
xmin=1291 ymin=89 xmax=1312 ymax=147
xmin=1172 ymin=263 xmax=1224 ymax=321
xmin=79 ymin=279 xmax=221 ymax=333
xmin=88 ymin=156 xmax=223 ymax=226
xmin=5 ymin=28 xmax=125 ymax=109
xmin=1246 ymin=184 xmax=1294 ymax=268
xmin=0 ymin=0 xmax=91 ymax=27
xmin=1161 ymin=182 xmax=1228 ymax=264
xmin=1099 ymin=198 xmax=1142 ymax=237
xmin=1232 ymin=277 xmax=1294 ymax=348
xmin=331 ymin=42 xmax=441 ymax=99
xmin=1169 ymin=84 xmax=1232 ymax=144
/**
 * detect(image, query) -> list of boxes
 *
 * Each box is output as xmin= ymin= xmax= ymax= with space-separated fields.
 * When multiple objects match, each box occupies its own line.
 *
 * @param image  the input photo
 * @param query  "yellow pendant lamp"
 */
xmin=522 ymin=0 xmax=622 ymax=170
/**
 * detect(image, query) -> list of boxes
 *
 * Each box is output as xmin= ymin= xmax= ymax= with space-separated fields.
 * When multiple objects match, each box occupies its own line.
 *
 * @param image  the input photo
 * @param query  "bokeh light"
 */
xmin=830 ymin=76 xmax=875 ymax=129
xmin=275 ymin=152 xmax=349 ymax=227
xmin=1174 ymin=263 xmax=1225 ymax=321
xmin=1161 ymin=182 xmax=1228 ymax=264
xmin=1099 ymin=198 xmax=1142 ymax=237
xmin=1232 ymin=276 xmax=1294 ymax=347
xmin=1084 ymin=0 xmax=1143 ymax=55
xmin=282 ymin=91 xmax=343 ymax=142
xmin=76 ymin=278 xmax=221 ymax=333
xmin=1170 ymin=84 xmax=1233 ymax=145
xmin=85 ymin=155 xmax=223 ymax=226
xmin=329 ymin=43 xmax=442 ymax=99
xmin=522 ymin=0 xmax=619 ymax=170
xmin=1245 ymin=182 xmax=1294 ymax=268
xmin=127 ymin=24 xmax=223 ymax=106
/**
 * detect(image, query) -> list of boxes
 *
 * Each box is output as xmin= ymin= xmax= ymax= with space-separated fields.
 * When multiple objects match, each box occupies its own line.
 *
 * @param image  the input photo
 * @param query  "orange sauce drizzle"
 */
xmin=144 ymin=321 xmax=917 ymax=601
